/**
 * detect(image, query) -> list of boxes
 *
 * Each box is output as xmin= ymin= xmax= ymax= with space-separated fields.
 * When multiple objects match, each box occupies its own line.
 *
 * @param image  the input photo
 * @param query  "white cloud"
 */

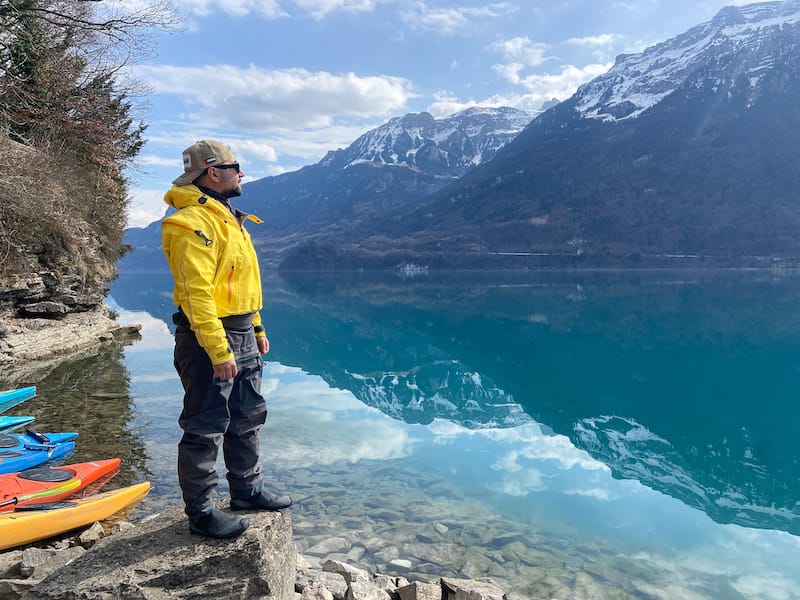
xmin=491 ymin=62 xmax=526 ymax=85
xmin=485 ymin=35 xmax=610 ymax=109
xmin=509 ymin=61 xmax=611 ymax=93
xmin=505 ymin=62 xmax=612 ymax=107
xmin=263 ymin=377 xmax=419 ymax=467
xmin=127 ymin=188 xmax=168 ymax=228
xmin=401 ymin=1 xmax=514 ymax=36
xmin=261 ymin=377 xmax=280 ymax=396
xmin=427 ymin=64 xmax=611 ymax=118
xmin=254 ymin=123 xmax=380 ymax=161
xmin=564 ymin=487 xmax=611 ymax=500
xmin=181 ymin=0 xmax=287 ymax=18
xmin=427 ymin=92 xmax=480 ymax=118
xmin=233 ymin=140 xmax=279 ymax=163
xmin=180 ymin=0 xmax=392 ymax=19
xmin=489 ymin=466 xmax=547 ymax=496
xmin=112 ymin=309 xmax=173 ymax=351
xmin=492 ymin=450 xmax=523 ymax=473
xmin=565 ymin=33 xmax=621 ymax=47
xmin=136 ymin=154 xmax=180 ymax=168
xmin=489 ymin=36 xmax=550 ymax=67
xmin=427 ymin=90 xmax=543 ymax=118
xmin=138 ymin=64 xmax=414 ymax=130
xmin=293 ymin=0 xmax=383 ymax=19
xmin=264 ymin=363 xmax=303 ymax=375
xmin=428 ymin=420 xmax=608 ymax=473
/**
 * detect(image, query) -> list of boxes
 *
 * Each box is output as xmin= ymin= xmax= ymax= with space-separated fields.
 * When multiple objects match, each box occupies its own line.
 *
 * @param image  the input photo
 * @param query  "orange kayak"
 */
xmin=0 ymin=458 xmax=121 ymax=511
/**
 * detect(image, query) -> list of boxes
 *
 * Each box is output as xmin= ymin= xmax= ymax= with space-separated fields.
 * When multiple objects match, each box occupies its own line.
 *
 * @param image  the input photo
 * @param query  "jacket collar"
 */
xmin=164 ymin=184 xmax=262 ymax=225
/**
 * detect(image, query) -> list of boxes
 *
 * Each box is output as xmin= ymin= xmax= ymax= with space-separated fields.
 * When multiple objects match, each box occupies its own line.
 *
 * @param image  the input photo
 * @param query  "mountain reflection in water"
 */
xmin=111 ymin=269 xmax=800 ymax=539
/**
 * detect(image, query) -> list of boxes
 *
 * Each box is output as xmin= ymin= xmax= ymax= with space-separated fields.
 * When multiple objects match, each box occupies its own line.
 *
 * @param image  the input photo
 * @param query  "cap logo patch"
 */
xmin=182 ymin=153 xmax=191 ymax=167
xmin=204 ymin=156 xmax=217 ymax=164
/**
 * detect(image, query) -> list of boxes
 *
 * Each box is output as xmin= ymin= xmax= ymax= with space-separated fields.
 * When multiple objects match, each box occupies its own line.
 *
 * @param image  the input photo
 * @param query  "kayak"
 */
xmin=0 ymin=431 xmax=79 ymax=474
xmin=0 ymin=458 xmax=121 ymax=511
xmin=0 ymin=416 xmax=35 ymax=434
xmin=0 ymin=481 xmax=150 ymax=550
xmin=0 ymin=387 xmax=36 ymax=414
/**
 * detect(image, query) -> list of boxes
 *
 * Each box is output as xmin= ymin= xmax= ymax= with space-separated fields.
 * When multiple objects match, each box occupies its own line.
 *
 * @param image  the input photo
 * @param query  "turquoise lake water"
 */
xmin=5 ymin=269 xmax=800 ymax=598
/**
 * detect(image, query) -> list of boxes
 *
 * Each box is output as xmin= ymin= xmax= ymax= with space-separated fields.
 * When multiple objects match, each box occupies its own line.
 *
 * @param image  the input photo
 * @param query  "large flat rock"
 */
xmin=28 ymin=506 xmax=296 ymax=600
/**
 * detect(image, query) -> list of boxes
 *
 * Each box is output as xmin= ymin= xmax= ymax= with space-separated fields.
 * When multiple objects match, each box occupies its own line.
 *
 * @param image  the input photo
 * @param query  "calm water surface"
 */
xmin=3 ymin=269 xmax=800 ymax=599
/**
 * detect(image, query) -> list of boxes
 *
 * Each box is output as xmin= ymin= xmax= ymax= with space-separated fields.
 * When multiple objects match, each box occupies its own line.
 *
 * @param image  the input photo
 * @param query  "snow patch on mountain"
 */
xmin=320 ymin=106 xmax=534 ymax=176
xmin=575 ymin=0 xmax=800 ymax=121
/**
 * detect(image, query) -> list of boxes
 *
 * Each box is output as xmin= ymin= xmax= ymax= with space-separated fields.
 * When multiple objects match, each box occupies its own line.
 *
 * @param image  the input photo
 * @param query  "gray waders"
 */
xmin=172 ymin=311 xmax=267 ymax=515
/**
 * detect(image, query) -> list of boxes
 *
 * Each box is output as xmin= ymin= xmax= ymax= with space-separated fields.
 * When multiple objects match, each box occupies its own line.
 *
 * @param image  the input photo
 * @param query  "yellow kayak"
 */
xmin=0 ymin=481 xmax=150 ymax=550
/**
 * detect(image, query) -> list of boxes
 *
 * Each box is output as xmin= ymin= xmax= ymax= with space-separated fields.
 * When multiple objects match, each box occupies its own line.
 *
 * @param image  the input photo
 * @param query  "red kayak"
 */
xmin=0 ymin=458 xmax=121 ymax=511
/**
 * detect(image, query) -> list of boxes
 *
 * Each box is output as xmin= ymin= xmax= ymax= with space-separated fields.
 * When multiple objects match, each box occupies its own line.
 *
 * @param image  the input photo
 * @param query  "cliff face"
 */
xmin=0 ymin=272 xmax=110 ymax=319
xmin=0 ymin=137 xmax=117 ymax=320
xmin=0 ymin=136 xmax=133 ymax=366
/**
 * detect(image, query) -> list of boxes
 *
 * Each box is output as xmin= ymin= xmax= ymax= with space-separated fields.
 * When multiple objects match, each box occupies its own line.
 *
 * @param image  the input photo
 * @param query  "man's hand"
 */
xmin=213 ymin=358 xmax=237 ymax=381
xmin=257 ymin=335 xmax=269 ymax=355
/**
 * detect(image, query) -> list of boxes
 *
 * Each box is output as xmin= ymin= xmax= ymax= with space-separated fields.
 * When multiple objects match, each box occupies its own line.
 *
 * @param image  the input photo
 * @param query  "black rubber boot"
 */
xmin=188 ymin=507 xmax=250 ymax=539
xmin=230 ymin=489 xmax=293 ymax=511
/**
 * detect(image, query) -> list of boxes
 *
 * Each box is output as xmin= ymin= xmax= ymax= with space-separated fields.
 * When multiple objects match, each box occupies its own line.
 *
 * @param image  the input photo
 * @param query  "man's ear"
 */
xmin=194 ymin=169 xmax=212 ymax=187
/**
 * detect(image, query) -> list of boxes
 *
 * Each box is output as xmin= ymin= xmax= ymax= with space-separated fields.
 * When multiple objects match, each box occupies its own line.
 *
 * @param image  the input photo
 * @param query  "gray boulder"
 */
xmin=395 ymin=582 xmax=442 ymax=600
xmin=441 ymin=578 xmax=507 ymax=600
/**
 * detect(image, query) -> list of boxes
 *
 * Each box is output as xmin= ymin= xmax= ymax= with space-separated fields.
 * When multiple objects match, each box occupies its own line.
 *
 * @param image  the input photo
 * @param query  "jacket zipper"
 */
xmin=227 ymin=264 xmax=235 ymax=303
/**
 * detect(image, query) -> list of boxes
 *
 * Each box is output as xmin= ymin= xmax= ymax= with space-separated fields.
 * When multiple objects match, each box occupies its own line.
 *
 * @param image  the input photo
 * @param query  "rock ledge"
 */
xmin=0 ymin=305 xmax=140 ymax=368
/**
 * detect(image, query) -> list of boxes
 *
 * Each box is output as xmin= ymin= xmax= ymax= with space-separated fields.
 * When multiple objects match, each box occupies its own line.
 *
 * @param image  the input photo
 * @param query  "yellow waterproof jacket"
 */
xmin=161 ymin=184 xmax=265 ymax=365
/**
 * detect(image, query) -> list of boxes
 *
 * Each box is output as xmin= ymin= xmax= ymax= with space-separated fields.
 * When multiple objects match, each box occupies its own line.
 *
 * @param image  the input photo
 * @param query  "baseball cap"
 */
xmin=172 ymin=140 xmax=235 ymax=186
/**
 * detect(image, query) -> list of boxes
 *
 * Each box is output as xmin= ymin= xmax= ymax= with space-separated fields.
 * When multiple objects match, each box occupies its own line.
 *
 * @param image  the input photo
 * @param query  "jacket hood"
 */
xmin=164 ymin=184 xmax=207 ymax=210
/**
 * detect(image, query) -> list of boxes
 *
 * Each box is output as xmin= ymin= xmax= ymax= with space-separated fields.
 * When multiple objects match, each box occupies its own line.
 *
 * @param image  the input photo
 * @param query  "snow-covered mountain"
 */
xmin=236 ymin=106 xmax=534 ymax=254
xmin=282 ymin=0 xmax=800 ymax=269
xmin=576 ymin=0 xmax=800 ymax=120
xmin=319 ymin=107 xmax=534 ymax=176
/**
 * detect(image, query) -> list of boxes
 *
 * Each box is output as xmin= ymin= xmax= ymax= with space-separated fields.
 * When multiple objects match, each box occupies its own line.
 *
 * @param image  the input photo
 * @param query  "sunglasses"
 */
xmin=210 ymin=163 xmax=240 ymax=173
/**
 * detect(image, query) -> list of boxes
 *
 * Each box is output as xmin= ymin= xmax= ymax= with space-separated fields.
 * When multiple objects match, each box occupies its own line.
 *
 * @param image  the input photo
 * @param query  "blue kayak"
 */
xmin=0 ymin=416 xmax=35 ymax=434
xmin=0 ymin=431 xmax=78 ymax=474
xmin=0 ymin=387 xmax=36 ymax=414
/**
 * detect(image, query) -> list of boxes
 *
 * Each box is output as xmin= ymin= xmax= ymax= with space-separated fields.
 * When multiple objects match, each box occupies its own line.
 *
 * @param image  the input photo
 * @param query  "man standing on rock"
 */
xmin=161 ymin=140 xmax=292 ymax=540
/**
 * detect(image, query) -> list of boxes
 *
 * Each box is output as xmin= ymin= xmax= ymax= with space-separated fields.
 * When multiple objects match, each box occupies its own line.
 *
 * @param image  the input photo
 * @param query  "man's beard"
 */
xmin=223 ymin=186 xmax=242 ymax=199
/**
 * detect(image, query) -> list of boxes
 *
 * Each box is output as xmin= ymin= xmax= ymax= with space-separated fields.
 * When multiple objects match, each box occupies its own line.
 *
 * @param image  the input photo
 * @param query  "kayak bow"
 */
xmin=0 ymin=458 xmax=121 ymax=510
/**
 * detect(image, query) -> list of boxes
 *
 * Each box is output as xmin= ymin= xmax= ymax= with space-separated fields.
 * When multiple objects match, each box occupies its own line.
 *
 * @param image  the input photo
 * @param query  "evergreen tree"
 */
xmin=0 ymin=0 xmax=174 ymax=284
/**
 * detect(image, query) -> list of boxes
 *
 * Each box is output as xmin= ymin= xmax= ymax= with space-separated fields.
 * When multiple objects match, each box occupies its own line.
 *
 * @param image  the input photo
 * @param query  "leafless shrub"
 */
xmin=0 ymin=1 xmax=179 ymax=292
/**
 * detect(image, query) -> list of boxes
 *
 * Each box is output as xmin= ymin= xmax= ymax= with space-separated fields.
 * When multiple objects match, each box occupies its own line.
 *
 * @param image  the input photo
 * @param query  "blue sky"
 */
xmin=126 ymin=0 xmax=768 ymax=227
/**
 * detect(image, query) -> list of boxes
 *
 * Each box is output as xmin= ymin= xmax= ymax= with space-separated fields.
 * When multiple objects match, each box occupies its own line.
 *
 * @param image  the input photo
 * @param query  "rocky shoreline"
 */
xmin=0 ymin=306 xmax=141 ymax=372
xmin=0 ymin=507 xmax=511 ymax=600
xmin=0 ymin=270 xmax=141 ymax=373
